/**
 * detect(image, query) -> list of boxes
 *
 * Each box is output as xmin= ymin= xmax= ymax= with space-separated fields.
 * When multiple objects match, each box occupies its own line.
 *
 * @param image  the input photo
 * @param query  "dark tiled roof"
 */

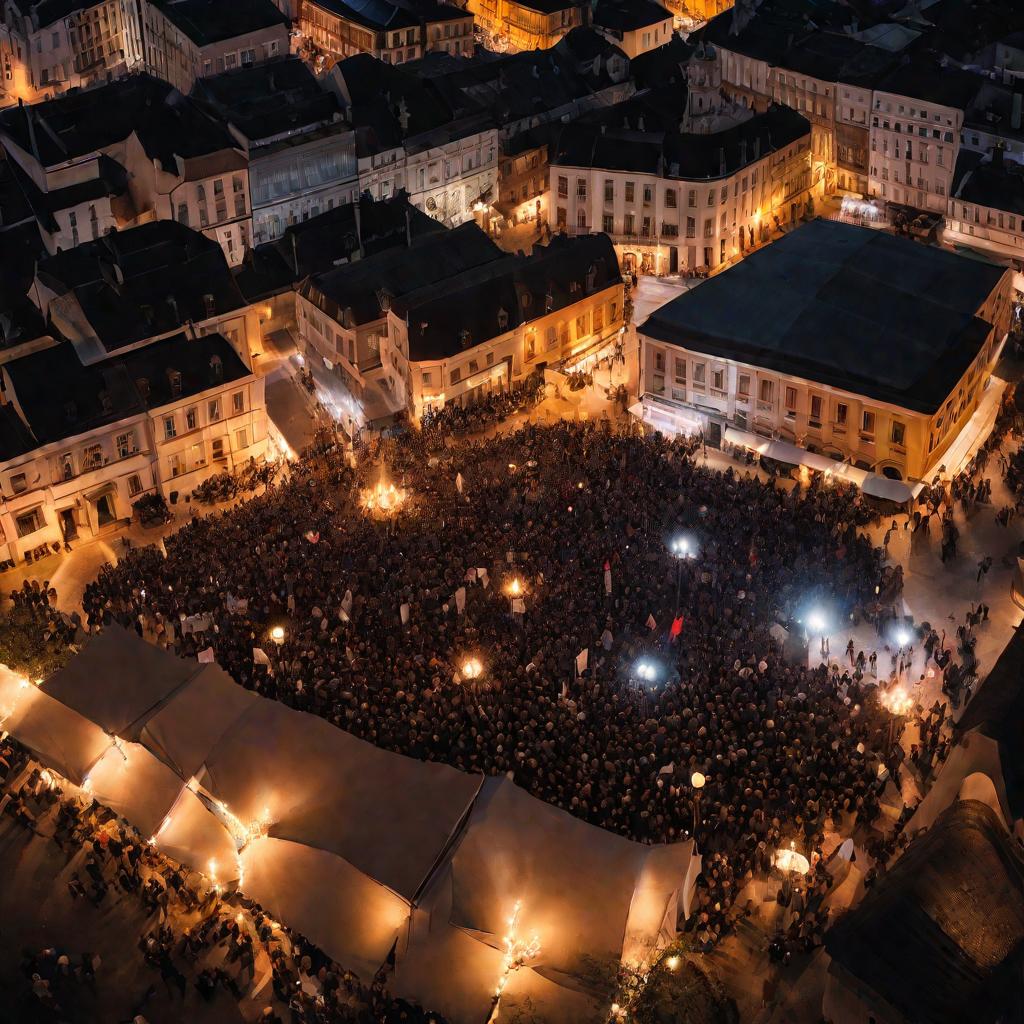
xmin=400 ymin=231 xmax=621 ymax=360
xmin=592 ymin=0 xmax=671 ymax=33
xmin=237 ymin=192 xmax=444 ymax=300
xmin=0 ymin=75 xmax=240 ymax=172
xmin=875 ymin=61 xmax=983 ymax=110
xmin=552 ymin=97 xmax=810 ymax=180
xmin=192 ymin=56 xmax=345 ymax=143
xmin=0 ymin=403 xmax=35 ymax=462
xmin=5 ymin=333 xmax=249 ymax=445
xmin=301 ymin=221 xmax=504 ymax=326
xmin=825 ymin=800 xmax=1024 ymax=1024
xmin=149 ymin=0 xmax=289 ymax=46
xmin=953 ymin=155 xmax=1024 ymax=216
xmin=640 ymin=219 xmax=1007 ymax=415
xmin=37 ymin=221 xmax=249 ymax=355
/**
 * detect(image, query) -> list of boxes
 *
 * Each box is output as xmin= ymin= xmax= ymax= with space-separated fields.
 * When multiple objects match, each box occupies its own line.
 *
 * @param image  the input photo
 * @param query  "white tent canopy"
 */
xmin=3 ymin=635 xmax=699 ymax=1024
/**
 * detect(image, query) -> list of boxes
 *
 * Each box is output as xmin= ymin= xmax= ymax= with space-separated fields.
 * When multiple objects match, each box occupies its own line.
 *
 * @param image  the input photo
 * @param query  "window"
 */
xmin=15 ymin=509 xmax=42 ymax=538
xmin=602 ymin=214 xmax=614 ymax=233
xmin=737 ymin=373 xmax=750 ymax=398
xmin=185 ymin=407 xmax=197 ymax=431
xmin=835 ymin=402 xmax=848 ymax=426
xmin=642 ymin=184 xmax=653 ymax=205
xmin=163 ymin=416 xmax=177 ymax=440
xmin=711 ymin=369 xmax=725 ymax=392
xmin=450 ymin=368 xmax=461 ymax=385
xmin=785 ymin=386 xmax=797 ymax=413
xmin=623 ymin=213 xmax=635 ymax=234
xmin=692 ymin=363 xmax=706 ymax=386
xmin=674 ymin=358 xmax=686 ymax=385
xmin=168 ymin=453 xmax=185 ymax=477
xmin=235 ymin=428 xmax=248 ymax=450
xmin=758 ymin=379 xmax=773 ymax=403
xmin=625 ymin=181 xmax=635 ymax=202
xmin=576 ymin=177 xmax=587 ymax=199
xmin=686 ymin=217 xmax=695 ymax=238
xmin=232 ymin=391 xmax=244 ymax=414
xmin=861 ymin=410 xmax=875 ymax=435
xmin=177 ymin=203 xmax=189 ymax=226
xmin=116 ymin=431 xmax=134 ymax=459
xmin=557 ymin=175 xmax=568 ymax=198
xmin=604 ymin=179 xmax=614 ymax=202
xmin=208 ymin=399 xmax=221 ymax=421
xmin=687 ymin=189 xmax=697 ymax=208
xmin=891 ymin=421 xmax=906 ymax=446
xmin=664 ymin=188 xmax=677 ymax=208
xmin=83 ymin=444 xmax=103 ymax=470
xmin=128 ymin=474 xmax=143 ymax=497
xmin=10 ymin=473 xmax=26 ymax=494
xmin=212 ymin=438 xmax=225 ymax=460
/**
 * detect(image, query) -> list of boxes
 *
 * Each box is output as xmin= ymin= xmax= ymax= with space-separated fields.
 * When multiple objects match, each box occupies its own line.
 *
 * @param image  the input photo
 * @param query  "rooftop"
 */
xmin=191 ymin=57 xmax=346 ymax=145
xmin=148 ymin=0 xmax=289 ymax=46
xmin=302 ymin=221 xmax=505 ymax=326
xmin=399 ymin=231 xmax=621 ymax=361
xmin=874 ymin=60 xmax=983 ymax=110
xmin=551 ymin=96 xmax=809 ymax=180
xmin=37 ymin=221 xmax=250 ymax=357
xmin=592 ymin=0 xmax=672 ymax=32
xmin=639 ymin=219 xmax=1007 ymax=415
xmin=953 ymin=152 xmax=1024 ymax=216
xmin=5 ymin=333 xmax=250 ymax=447
xmin=237 ymin=192 xmax=445 ymax=300
xmin=0 ymin=75 xmax=240 ymax=172
xmin=825 ymin=800 xmax=1024 ymax=1024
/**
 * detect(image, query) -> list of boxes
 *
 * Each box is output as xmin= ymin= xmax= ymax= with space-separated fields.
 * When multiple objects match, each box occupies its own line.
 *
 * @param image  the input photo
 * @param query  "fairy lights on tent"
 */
xmin=494 ymin=900 xmax=540 ymax=1000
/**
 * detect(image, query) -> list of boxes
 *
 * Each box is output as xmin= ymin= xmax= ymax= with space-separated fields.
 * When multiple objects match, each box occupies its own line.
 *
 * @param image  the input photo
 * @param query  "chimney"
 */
xmin=637 ymin=114 xmax=645 ymax=131
xmin=719 ymin=147 xmax=726 ymax=175
xmin=993 ymin=141 xmax=1005 ymax=170
xmin=1013 ymin=92 xmax=1023 ymax=132
xmin=353 ymin=199 xmax=364 ymax=258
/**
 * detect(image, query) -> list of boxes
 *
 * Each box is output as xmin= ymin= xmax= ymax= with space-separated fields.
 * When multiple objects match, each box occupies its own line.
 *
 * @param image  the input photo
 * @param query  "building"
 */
xmin=947 ymin=147 xmax=1024 ymax=263
xmin=549 ymin=92 xmax=811 ymax=274
xmin=591 ymin=0 xmax=672 ymax=59
xmin=32 ymin=220 xmax=263 ymax=366
xmin=237 ymin=191 xmax=444 ymax=330
xmin=824 ymin=801 xmax=1024 ymax=1024
xmin=0 ymin=0 xmax=140 ymax=102
xmin=961 ymin=80 xmax=1024 ymax=165
xmin=130 ymin=0 xmax=290 ymax=93
xmin=329 ymin=53 xmax=501 ymax=225
xmin=0 ymin=331 xmax=266 ymax=558
xmin=868 ymin=62 xmax=981 ymax=215
xmin=0 ymin=74 xmax=252 ymax=264
xmin=297 ymin=223 xmax=622 ymax=423
xmin=467 ymin=0 xmax=586 ymax=53
xmin=192 ymin=57 xmax=358 ymax=245
xmin=298 ymin=0 xmax=473 ymax=66
xmin=637 ymin=220 xmax=1013 ymax=485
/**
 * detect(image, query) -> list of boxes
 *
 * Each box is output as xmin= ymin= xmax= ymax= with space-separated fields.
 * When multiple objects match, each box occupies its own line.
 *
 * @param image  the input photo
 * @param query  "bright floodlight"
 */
xmin=807 ymin=611 xmax=827 ymax=634
xmin=895 ymin=628 xmax=912 ymax=646
xmin=270 ymin=626 xmax=285 ymax=644
xmin=691 ymin=771 xmax=706 ymax=789
xmin=634 ymin=659 xmax=658 ymax=682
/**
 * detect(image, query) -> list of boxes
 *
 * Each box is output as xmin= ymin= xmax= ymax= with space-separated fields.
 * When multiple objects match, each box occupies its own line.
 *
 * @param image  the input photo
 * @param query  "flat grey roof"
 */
xmin=639 ymin=219 xmax=1006 ymax=414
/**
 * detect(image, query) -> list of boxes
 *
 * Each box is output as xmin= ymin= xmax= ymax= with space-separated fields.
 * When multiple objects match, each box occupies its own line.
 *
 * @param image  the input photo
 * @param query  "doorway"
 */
xmin=93 ymin=493 xmax=116 ymax=527
xmin=58 ymin=508 xmax=78 ymax=541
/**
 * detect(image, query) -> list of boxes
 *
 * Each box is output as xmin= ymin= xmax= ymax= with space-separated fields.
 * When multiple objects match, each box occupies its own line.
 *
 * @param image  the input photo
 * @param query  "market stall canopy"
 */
xmin=197 ymin=697 xmax=483 ymax=900
xmin=139 ymin=662 xmax=258 ymax=779
xmin=41 ymin=626 xmax=195 ymax=740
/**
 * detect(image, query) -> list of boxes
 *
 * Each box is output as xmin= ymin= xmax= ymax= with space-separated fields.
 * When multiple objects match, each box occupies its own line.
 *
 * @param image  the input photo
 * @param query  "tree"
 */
xmin=0 ymin=606 xmax=71 ymax=679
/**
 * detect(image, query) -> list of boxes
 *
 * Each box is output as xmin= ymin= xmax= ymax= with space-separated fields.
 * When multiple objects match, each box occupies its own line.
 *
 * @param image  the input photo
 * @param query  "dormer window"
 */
xmin=209 ymin=355 xmax=223 ymax=383
xmin=497 ymin=307 xmax=509 ymax=331
xmin=167 ymin=369 xmax=182 ymax=397
xmin=136 ymin=377 xmax=150 ymax=400
xmin=202 ymin=293 xmax=215 ymax=319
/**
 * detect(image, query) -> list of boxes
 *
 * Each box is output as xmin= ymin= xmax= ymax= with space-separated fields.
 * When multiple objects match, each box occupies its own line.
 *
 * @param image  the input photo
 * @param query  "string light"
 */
xmin=494 ymin=900 xmax=540 ymax=1000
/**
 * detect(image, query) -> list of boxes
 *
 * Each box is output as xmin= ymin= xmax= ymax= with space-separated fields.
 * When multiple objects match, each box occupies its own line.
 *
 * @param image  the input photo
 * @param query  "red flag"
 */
xmin=670 ymin=615 xmax=684 ymax=638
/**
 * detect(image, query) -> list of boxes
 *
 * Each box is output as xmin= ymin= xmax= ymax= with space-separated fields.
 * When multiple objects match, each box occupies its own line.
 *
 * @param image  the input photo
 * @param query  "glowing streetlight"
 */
xmin=665 ymin=955 xmax=680 ymax=971
xmin=461 ymin=657 xmax=484 ymax=681
xmin=895 ymin=627 xmax=912 ymax=647
xmin=633 ymin=659 xmax=659 ymax=684
xmin=270 ymin=626 xmax=286 ymax=645
xmin=806 ymin=610 xmax=827 ymax=635
xmin=690 ymin=771 xmax=706 ymax=844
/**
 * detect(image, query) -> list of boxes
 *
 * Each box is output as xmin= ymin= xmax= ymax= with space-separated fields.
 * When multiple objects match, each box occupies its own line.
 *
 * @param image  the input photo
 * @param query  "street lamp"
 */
xmin=690 ymin=771 xmax=706 ymax=843
xmin=669 ymin=535 xmax=696 ymax=611
xmin=270 ymin=626 xmax=286 ymax=645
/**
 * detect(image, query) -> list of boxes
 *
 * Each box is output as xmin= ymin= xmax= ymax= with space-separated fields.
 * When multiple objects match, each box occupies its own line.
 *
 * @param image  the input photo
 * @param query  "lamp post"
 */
xmin=270 ymin=626 xmax=285 ymax=646
xmin=669 ymin=536 xmax=695 ymax=613
xmin=806 ymin=609 xmax=828 ymax=661
xmin=690 ymin=770 xmax=706 ymax=846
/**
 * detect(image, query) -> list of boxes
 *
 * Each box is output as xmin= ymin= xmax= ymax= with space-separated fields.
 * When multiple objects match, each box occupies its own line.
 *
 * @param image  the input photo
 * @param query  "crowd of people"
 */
xmin=418 ymin=374 xmax=545 ymax=438
xmin=74 ymin=423 xmax=920 ymax=935
xmin=0 ymin=735 xmax=448 ymax=1024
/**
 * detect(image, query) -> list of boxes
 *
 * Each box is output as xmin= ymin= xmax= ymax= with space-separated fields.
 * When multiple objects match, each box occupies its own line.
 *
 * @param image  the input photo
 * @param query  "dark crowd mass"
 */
xmin=72 ymin=421 xmax=914 ymax=949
